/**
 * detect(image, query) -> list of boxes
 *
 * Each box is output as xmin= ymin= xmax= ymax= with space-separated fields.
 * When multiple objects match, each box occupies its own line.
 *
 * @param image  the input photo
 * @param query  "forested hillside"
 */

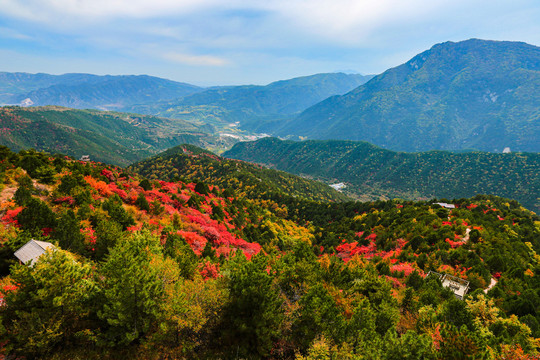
xmin=278 ymin=39 xmax=540 ymax=153
xmin=225 ymin=137 xmax=540 ymax=212
xmin=129 ymin=144 xmax=349 ymax=203
xmin=0 ymin=147 xmax=538 ymax=358
xmin=0 ymin=106 xmax=234 ymax=166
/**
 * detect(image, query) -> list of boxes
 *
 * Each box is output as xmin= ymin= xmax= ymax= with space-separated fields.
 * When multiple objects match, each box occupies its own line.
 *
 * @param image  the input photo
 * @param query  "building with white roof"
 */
xmin=427 ymin=271 xmax=470 ymax=300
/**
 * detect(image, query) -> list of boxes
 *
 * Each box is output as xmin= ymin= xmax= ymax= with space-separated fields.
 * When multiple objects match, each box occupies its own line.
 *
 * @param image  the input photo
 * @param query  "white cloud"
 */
xmin=1 ymin=0 xmax=540 ymax=84
xmin=0 ymin=27 xmax=33 ymax=40
xmin=163 ymin=52 xmax=229 ymax=66
xmin=0 ymin=0 xmax=454 ymax=31
xmin=2 ymin=0 xmax=539 ymax=48
xmin=0 ymin=0 xmax=218 ymax=21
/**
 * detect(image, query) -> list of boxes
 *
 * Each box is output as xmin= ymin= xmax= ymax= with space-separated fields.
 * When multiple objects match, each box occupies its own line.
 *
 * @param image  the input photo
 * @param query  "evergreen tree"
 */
xmin=134 ymin=192 xmax=150 ymax=212
xmin=93 ymin=219 xmax=122 ymax=261
xmin=14 ymin=174 xmax=33 ymax=206
xmin=102 ymin=194 xmax=134 ymax=230
xmin=221 ymin=252 xmax=284 ymax=357
xmin=139 ymin=178 xmax=151 ymax=191
xmin=16 ymin=198 xmax=57 ymax=236
xmin=99 ymin=231 xmax=165 ymax=345
xmin=292 ymin=283 xmax=345 ymax=352
xmin=52 ymin=210 xmax=86 ymax=254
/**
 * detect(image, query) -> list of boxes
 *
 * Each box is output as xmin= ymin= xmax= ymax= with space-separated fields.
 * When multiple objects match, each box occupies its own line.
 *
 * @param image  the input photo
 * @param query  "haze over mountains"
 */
xmin=2 ymin=39 xmax=538 ymax=154
xmin=0 ymin=72 xmax=372 ymax=124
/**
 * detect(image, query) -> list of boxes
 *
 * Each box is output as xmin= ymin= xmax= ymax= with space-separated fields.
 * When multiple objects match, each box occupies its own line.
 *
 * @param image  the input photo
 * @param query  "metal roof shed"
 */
xmin=14 ymin=239 xmax=56 ymax=266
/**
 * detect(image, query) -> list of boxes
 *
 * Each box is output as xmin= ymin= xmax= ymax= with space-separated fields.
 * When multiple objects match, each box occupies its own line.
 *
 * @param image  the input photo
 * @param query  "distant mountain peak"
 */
xmin=278 ymin=39 xmax=540 ymax=153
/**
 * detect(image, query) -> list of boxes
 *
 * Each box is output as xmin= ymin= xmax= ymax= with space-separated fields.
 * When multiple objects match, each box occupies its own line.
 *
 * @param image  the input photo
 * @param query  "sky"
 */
xmin=0 ymin=0 xmax=539 ymax=86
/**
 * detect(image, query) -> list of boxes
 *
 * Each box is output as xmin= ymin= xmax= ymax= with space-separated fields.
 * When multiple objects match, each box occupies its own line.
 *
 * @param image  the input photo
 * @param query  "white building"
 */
xmin=427 ymin=271 xmax=470 ymax=300
xmin=330 ymin=183 xmax=346 ymax=191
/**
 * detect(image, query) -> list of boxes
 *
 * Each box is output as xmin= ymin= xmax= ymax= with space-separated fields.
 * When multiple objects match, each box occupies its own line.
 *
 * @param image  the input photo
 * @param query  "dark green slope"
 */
xmin=127 ymin=72 xmax=373 ymax=133
xmin=278 ymin=39 xmax=540 ymax=153
xmin=224 ymin=137 xmax=540 ymax=212
xmin=0 ymin=106 xmax=233 ymax=166
xmin=129 ymin=144 xmax=350 ymax=202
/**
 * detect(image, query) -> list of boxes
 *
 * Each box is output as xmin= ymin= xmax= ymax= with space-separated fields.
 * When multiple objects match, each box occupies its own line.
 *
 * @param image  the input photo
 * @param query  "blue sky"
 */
xmin=1 ymin=0 xmax=539 ymax=86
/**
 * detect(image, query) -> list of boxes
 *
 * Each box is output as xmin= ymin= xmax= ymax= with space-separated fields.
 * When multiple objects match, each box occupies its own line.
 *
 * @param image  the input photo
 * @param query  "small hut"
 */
xmin=14 ymin=239 xmax=56 ymax=267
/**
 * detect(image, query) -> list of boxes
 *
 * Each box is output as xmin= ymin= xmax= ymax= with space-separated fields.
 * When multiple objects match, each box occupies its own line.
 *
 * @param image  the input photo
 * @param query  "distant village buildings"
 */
xmin=80 ymin=155 xmax=90 ymax=162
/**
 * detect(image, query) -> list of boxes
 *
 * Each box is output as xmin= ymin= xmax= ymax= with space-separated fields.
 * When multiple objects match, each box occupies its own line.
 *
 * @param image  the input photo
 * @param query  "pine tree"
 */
xmin=52 ymin=210 xmax=86 ymax=254
xmin=16 ymin=198 xmax=57 ymax=236
xmin=220 ymin=252 xmax=284 ymax=357
xmin=99 ymin=231 xmax=165 ymax=345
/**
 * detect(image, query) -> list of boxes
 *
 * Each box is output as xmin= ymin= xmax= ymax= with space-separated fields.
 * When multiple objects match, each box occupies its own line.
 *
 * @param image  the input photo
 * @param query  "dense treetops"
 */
xmin=224 ymin=137 xmax=540 ymax=213
xmin=277 ymin=39 xmax=540 ymax=153
xmin=0 ymin=146 xmax=538 ymax=359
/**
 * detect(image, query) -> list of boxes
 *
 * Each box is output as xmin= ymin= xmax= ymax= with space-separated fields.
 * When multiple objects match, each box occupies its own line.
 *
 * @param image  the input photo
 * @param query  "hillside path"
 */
xmin=484 ymin=278 xmax=498 ymax=293
xmin=0 ymin=186 xmax=17 ymax=204
xmin=463 ymin=227 xmax=471 ymax=242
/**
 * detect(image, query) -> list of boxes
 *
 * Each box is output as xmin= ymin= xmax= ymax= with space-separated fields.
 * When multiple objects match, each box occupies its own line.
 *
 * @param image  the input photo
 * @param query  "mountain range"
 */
xmin=0 ymin=38 xmax=539 ymax=210
xmin=0 ymin=73 xmax=202 ymax=110
xmin=276 ymin=39 xmax=540 ymax=153
xmin=2 ymin=40 xmax=539 ymax=154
